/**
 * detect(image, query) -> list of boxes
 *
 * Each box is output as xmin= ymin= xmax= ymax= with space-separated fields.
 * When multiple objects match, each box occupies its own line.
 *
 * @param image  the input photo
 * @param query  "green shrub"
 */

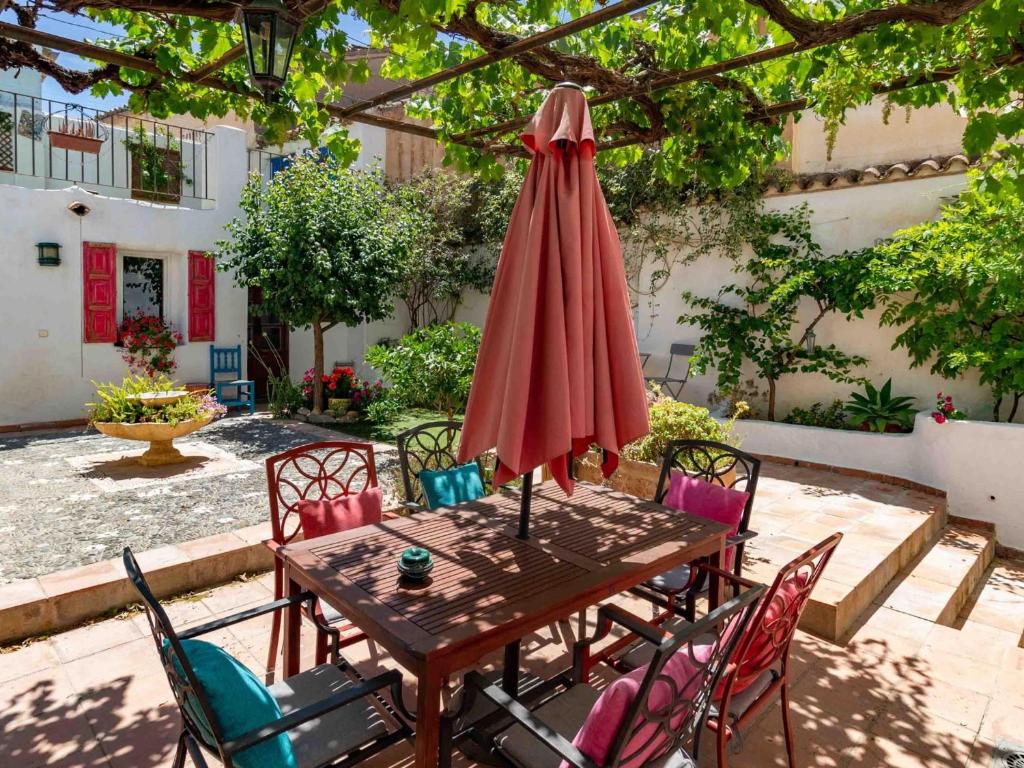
xmin=365 ymin=322 xmax=481 ymax=418
xmin=364 ymin=393 xmax=403 ymax=425
xmin=621 ymin=398 xmax=737 ymax=464
xmin=267 ymin=374 xmax=305 ymax=419
xmin=783 ymin=400 xmax=848 ymax=429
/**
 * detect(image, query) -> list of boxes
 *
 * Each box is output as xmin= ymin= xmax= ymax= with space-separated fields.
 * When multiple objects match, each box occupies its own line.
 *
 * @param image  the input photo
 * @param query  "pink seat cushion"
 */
xmin=663 ymin=471 xmax=749 ymax=571
xmin=566 ymin=649 xmax=709 ymax=768
xmin=296 ymin=487 xmax=383 ymax=540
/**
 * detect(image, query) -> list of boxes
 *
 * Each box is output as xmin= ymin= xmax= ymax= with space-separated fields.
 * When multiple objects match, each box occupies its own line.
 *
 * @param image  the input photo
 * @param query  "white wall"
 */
xmin=635 ymin=172 xmax=1000 ymax=422
xmin=789 ymin=97 xmax=969 ymax=174
xmin=734 ymin=413 xmax=1024 ymax=550
xmin=0 ymin=126 xmax=249 ymax=426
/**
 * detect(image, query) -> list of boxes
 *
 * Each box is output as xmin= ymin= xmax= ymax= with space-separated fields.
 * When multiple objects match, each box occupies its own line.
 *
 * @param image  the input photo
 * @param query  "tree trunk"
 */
xmin=993 ymin=395 xmax=1003 ymax=422
xmin=767 ymin=378 xmax=777 ymax=421
xmin=1010 ymin=392 xmax=1022 ymax=423
xmin=312 ymin=320 xmax=325 ymax=414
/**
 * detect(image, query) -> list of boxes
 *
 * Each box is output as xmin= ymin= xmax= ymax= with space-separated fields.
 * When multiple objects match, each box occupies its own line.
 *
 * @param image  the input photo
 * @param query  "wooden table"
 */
xmin=278 ymin=480 xmax=728 ymax=768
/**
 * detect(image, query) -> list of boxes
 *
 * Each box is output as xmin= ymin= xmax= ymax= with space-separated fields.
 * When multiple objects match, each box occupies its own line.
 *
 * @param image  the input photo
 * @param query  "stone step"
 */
xmin=954 ymin=558 xmax=1024 ymax=647
xmin=875 ymin=524 xmax=995 ymax=626
xmin=742 ymin=463 xmax=948 ymax=641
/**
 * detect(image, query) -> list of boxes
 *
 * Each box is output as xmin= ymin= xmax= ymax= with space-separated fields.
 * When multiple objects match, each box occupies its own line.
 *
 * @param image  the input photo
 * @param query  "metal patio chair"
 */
xmin=264 ymin=440 xmax=378 ymax=682
xmin=123 ymin=546 xmax=412 ymax=768
xmin=644 ymin=343 xmax=695 ymax=400
xmin=606 ymin=535 xmax=843 ymax=768
xmin=639 ymin=440 xmax=761 ymax=623
xmin=461 ymin=587 xmax=764 ymax=768
xmin=396 ymin=420 xmax=487 ymax=512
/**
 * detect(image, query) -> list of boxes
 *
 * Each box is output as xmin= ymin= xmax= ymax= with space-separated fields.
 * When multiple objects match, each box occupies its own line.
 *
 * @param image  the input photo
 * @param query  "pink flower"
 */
xmin=932 ymin=411 xmax=946 ymax=424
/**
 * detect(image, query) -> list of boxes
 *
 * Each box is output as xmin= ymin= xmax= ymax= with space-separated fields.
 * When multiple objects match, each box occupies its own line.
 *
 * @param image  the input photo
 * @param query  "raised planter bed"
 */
xmin=574 ymin=450 xmax=736 ymax=499
xmin=731 ymin=412 xmax=1024 ymax=551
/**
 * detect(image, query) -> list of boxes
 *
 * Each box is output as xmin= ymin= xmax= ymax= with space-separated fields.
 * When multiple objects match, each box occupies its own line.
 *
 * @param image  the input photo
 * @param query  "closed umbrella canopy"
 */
xmin=458 ymin=83 xmax=649 ymax=503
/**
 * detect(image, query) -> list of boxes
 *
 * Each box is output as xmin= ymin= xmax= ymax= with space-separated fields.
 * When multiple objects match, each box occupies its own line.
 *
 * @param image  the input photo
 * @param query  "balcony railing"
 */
xmin=0 ymin=89 xmax=213 ymax=204
xmin=247 ymin=147 xmax=288 ymax=187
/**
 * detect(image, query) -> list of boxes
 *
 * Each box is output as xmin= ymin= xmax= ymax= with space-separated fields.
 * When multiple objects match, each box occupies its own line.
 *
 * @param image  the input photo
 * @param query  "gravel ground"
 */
xmin=0 ymin=414 xmax=400 ymax=584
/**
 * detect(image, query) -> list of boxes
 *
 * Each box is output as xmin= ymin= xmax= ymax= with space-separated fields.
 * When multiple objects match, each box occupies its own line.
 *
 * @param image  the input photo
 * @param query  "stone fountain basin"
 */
xmin=94 ymin=414 xmax=214 ymax=466
xmin=126 ymin=390 xmax=191 ymax=407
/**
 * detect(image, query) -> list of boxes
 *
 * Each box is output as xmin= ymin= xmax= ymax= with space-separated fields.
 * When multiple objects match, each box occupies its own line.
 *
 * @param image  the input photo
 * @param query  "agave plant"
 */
xmin=844 ymin=379 xmax=917 ymax=433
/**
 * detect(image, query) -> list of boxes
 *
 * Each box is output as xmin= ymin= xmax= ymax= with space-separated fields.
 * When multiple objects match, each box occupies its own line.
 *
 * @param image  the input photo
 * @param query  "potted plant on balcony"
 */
xmin=47 ymin=116 xmax=104 ymax=154
xmin=574 ymin=387 xmax=742 ymax=498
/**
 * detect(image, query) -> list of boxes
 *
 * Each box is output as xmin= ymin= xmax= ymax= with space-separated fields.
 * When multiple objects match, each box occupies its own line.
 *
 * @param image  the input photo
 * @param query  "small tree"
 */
xmin=680 ymin=205 xmax=873 ymax=421
xmin=870 ymin=172 xmax=1024 ymax=422
xmin=217 ymin=158 xmax=408 ymax=413
xmin=390 ymin=170 xmax=495 ymax=330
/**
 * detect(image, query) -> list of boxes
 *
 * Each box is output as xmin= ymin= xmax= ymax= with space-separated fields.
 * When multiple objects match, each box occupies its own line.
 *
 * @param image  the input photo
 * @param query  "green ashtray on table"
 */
xmin=398 ymin=547 xmax=434 ymax=581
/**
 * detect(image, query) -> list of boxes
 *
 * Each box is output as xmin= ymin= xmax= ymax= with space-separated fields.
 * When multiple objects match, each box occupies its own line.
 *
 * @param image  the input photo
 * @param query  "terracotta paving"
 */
xmin=2 ymin=464 xmax=1024 ymax=767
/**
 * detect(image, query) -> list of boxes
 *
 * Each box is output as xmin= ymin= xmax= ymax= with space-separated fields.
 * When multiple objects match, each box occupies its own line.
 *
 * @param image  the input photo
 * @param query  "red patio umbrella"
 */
xmin=457 ymin=82 xmax=649 ymax=537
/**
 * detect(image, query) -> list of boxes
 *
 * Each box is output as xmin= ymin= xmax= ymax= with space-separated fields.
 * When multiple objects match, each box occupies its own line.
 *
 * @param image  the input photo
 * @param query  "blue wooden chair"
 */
xmin=210 ymin=345 xmax=255 ymax=415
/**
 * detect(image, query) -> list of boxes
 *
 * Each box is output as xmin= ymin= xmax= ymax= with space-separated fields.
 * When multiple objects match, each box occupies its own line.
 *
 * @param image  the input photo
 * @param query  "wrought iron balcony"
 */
xmin=0 ymin=89 xmax=213 ymax=205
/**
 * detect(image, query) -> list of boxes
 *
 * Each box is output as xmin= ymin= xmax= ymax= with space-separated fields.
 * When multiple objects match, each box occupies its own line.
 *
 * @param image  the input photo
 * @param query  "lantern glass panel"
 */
xmin=244 ymin=11 xmax=274 ymax=77
xmin=272 ymin=16 xmax=298 ymax=80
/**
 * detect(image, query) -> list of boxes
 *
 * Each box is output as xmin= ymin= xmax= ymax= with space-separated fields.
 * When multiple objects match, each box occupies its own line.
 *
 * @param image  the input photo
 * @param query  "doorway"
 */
xmin=247 ymin=287 xmax=289 ymax=400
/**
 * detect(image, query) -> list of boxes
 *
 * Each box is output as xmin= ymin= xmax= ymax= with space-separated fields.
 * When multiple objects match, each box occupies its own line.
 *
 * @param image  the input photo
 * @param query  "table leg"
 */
xmin=502 ymin=640 xmax=520 ymax=696
xmin=708 ymin=540 xmax=724 ymax=611
xmin=282 ymin=567 xmax=302 ymax=679
xmin=415 ymin=671 xmax=444 ymax=768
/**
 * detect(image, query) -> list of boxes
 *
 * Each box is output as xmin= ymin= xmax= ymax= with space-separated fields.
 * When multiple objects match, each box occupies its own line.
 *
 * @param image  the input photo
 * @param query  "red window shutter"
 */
xmin=188 ymin=250 xmax=216 ymax=342
xmin=83 ymin=242 xmax=117 ymax=343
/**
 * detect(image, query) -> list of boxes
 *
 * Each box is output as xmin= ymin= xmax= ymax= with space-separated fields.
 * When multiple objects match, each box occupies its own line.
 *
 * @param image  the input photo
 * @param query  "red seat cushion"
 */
xmin=663 ymin=471 xmax=749 ymax=570
xmin=296 ymin=487 xmax=383 ymax=540
xmin=728 ymin=572 xmax=809 ymax=694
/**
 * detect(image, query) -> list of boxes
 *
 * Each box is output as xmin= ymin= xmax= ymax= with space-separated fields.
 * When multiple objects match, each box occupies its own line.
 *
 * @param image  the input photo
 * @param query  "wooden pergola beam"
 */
xmin=185 ymin=43 xmax=244 ymax=82
xmin=0 ymin=21 xmax=445 ymax=142
xmin=335 ymin=0 xmax=664 ymax=119
xmin=585 ymin=51 xmax=1024 ymax=154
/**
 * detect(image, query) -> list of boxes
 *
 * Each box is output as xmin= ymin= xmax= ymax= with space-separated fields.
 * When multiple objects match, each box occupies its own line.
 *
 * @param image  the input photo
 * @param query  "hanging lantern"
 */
xmin=805 ymin=328 xmax=817 ymax=354
xmin=241 ymin=0 xmax=302 ymax=96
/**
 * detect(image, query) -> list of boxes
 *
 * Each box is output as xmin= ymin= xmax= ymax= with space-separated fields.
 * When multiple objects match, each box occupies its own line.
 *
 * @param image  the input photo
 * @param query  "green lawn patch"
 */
xmin=327 ymin=408 xmax=451 ymax=444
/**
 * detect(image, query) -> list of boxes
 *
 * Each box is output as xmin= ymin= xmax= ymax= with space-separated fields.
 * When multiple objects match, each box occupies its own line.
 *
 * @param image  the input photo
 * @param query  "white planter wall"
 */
xmin=734 ymin=413 xmax=1024 ymax=550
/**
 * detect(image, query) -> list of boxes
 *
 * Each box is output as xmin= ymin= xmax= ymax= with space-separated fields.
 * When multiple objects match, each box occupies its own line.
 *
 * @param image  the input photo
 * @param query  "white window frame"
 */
xmin=117 ymin=250 xmax=184 ymax=340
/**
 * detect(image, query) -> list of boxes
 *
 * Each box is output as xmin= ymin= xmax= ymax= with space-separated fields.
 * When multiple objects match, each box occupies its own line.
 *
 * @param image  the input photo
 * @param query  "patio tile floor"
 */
xmin=2 ymin=561 xmax=1022 ymax=768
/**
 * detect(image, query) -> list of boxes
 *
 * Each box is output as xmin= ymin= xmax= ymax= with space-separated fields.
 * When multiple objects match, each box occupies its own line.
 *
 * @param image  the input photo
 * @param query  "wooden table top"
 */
xmin=279 ymin=480 xmax=728 ymax=675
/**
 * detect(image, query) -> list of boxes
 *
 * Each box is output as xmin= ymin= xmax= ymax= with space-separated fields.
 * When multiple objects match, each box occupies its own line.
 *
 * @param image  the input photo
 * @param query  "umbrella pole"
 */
xmin=517 ymin=471 xmax=533 ymax=539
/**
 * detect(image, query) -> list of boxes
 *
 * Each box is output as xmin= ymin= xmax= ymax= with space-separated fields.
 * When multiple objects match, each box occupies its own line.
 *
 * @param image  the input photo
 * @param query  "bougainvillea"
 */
xmin=118 ymin=312 xmax=183 ymax=379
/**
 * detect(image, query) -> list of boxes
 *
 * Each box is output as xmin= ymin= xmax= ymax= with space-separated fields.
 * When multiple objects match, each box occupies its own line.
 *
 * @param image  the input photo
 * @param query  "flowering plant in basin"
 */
xmin=87 ymin=375 xmax=226 ymax=425
xmin=931 ymin=392 xmax=967 ymax=424
xmin=119 ymin=312 xmax=183 ymax=378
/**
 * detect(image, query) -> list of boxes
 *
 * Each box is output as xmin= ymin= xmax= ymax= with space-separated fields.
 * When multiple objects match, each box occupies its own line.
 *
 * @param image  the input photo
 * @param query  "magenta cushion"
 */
xmin=565 ymin=650 xmax=708 ymax=768
xmin=296 ymin=486 xmax=383 ymax=540
xmin=663 ymin=471 xmax=749 ymax=570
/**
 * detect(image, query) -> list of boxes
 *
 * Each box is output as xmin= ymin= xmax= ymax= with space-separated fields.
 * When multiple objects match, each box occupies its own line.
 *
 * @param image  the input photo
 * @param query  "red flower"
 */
xmin=932 ymin=412 xmax=946 ymax=424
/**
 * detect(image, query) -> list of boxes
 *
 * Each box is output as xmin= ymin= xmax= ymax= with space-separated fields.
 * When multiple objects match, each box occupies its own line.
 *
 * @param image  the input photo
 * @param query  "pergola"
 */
xmin=0 ymin=0 xmax=1013 ymax=157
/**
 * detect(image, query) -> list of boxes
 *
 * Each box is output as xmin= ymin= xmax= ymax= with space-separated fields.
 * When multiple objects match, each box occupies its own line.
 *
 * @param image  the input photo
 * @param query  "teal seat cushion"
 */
xmin=420 ymin=463 xmax=485 ymax=509
xmin=166 ymin=638 xmax=298 ymax=768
